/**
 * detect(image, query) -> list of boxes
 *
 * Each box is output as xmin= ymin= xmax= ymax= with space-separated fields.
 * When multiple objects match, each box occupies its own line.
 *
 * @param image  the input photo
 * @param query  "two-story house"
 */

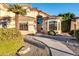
xmin=0 ymin=3 xmax=62 ymax=35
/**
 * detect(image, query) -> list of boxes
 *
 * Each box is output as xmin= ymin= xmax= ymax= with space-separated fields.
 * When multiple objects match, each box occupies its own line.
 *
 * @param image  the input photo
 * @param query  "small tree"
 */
xmin=58 ymin=12 xmax=75 ymax=32
xmin=8 ymin=4 xmax=26 ymax=29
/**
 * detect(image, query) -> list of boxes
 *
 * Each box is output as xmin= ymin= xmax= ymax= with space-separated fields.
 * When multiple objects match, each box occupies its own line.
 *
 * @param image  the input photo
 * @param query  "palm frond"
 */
xmin=8 ymin=4 xmax=26 ymax=15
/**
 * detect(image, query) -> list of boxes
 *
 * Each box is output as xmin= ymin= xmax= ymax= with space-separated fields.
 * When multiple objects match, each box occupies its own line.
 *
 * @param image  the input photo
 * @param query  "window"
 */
xmin=19 ymin=23 xmax=28 ymax=30
xmin=0 ymin=19 xmax=9 ymax=28
xmin=49 ymin=21 xmax=57 ymax=30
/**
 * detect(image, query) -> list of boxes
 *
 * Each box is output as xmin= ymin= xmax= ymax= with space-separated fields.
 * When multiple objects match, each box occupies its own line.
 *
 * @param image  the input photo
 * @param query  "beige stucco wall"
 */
xmin=0 ymin=4 xmax=15 ymax=17
xmin=0 ymin=19 xmax=36 ymax=35
xmin=39 ymin=12 xmax=48 ymax=17
xmin=0 ymin=9 xmax=8 ymax=17
xmin=20 ymin=21 xmax=36 ymax=35
xmin=76 ymin=21 xmax=79 ymax=30
xmin=8 ymin=12 xmax=15 ymax=17
xmin=71 ymin=19 xmax=79 ymax=30
xmin=19 ymin=20 xmax=36 ymax=35
xmin=7 ymin=20 xmax=15 ymax=28
xmin=0 ymin=4 xmax=7 ymax=11
xmin=27 ymin=9 xmax=48 ymax=18
xmin=28 ymin=21 xmax=36 ymax=34
xmin=27 ymin=10 xmax=38 ymax=18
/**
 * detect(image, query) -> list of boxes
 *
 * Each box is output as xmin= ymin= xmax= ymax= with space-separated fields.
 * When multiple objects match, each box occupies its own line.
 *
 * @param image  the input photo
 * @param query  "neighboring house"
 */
xmin=0 ymin=3 xmax=63 ymax=35
xmin=71 ymin=17 xmax=79 ymax=31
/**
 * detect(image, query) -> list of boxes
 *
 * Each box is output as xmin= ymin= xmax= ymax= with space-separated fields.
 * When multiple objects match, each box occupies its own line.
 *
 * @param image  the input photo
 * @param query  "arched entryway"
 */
xmin=37 ymin=15 xmax=43 ymax=32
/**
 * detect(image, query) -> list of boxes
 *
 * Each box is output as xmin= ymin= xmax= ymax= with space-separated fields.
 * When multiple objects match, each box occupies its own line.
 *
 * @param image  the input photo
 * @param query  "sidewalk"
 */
xmin=29 ymin=34 xmax=76 ymax=56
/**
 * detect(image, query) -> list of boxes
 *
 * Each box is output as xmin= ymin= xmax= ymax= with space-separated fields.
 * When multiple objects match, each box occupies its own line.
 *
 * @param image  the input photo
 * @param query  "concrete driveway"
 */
xmin=25 ymin=33 xmax=76 ymax=56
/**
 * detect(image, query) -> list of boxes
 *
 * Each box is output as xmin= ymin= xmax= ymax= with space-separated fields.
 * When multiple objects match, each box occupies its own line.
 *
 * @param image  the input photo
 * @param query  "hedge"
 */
xmin=48 ymin=30 xmax=56 ymax=36
xmin=61 ymin=20 xmax=71 ymax=32
xmin=75 ymin=30 xmax=79 ymax=41
xmin=69 ymin=30 xmax=79 ymax=41
xmin=0 ymin=28 xmax=24 ymax=56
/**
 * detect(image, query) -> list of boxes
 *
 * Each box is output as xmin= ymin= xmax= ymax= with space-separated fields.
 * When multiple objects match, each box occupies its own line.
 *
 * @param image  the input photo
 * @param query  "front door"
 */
xmin=37 ymin=15 xmax=43 ymax=32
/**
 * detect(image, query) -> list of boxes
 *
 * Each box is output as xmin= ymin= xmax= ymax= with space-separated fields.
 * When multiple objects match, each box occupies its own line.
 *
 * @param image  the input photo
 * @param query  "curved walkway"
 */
xmin=26 ymin=34 xmax=76 ymax=56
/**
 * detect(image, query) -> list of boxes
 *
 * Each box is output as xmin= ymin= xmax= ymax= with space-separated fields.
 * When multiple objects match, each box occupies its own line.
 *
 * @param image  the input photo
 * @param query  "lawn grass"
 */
xmin=0 ymin=28 xmax=24 ymax=56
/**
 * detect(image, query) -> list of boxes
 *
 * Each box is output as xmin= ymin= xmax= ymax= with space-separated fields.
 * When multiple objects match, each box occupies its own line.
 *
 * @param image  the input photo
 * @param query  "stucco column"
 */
xmin=57 ymin=20 xmax=61 ymax=34
xmin=35 ymin=17 xmax=37 ymax=33
xmin=43 ymin=18 xmax=47 ymax=34
xmin=47 ymin=20 xmax=49 ymax=31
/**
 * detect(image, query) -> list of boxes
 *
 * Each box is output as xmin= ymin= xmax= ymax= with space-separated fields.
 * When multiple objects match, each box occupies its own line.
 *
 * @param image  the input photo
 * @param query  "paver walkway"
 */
xmin=26 ymin=34 xmax=76 ymax=56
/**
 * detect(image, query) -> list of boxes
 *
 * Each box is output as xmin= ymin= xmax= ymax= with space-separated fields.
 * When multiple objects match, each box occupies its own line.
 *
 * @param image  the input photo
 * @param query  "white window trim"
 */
xmin=47 ymin=19 xmax=61 ymax=34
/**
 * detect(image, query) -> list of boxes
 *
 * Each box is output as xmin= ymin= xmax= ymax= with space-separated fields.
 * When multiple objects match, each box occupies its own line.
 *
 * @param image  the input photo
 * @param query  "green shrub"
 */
xmin=61 ymin=20 xmax=71 ymax=32
xmin=0 ymin=28 xmax=24 ymax=56
xmin=48 ymin=30 xmax=56 ymax=36
xmin=75 ymin=30 xmax=79 ymax=41
xmin=69 ymin=30 xmax=79 ymax=41
xmin=69 ymin=30 xmax=74 ymax=36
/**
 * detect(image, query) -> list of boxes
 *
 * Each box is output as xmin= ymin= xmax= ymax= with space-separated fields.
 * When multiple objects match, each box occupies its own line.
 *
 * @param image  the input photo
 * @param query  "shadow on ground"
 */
xmin=35 ymin=34 xmax=79 ymax=47
xmin=24 ymin=38 xmax=45 ymax=49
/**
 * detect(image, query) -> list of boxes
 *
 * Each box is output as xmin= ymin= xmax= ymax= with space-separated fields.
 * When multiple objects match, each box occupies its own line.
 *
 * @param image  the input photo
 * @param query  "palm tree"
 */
xmin=58 ymin=12 xmax=75 ymax=21
xmin=8 ymin=4 xmax=26 ymax=29
xmin=58 ymin=12 xmax=75 ymax=32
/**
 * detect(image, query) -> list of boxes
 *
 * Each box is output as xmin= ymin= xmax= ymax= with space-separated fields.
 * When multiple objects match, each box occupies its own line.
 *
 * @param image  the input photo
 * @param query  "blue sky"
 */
xmin=31 ymin=3 xmax=79 ymax=16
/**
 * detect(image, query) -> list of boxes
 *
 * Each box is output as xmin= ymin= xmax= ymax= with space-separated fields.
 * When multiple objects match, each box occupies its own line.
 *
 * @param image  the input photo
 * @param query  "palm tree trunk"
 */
xmin=15 ymin=14 xmax=19 ymax=29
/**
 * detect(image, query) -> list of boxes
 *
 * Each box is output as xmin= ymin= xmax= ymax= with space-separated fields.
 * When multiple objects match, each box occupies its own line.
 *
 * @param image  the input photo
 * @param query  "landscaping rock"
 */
xmin=18 ymin=47 xmax=31 ymax=55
